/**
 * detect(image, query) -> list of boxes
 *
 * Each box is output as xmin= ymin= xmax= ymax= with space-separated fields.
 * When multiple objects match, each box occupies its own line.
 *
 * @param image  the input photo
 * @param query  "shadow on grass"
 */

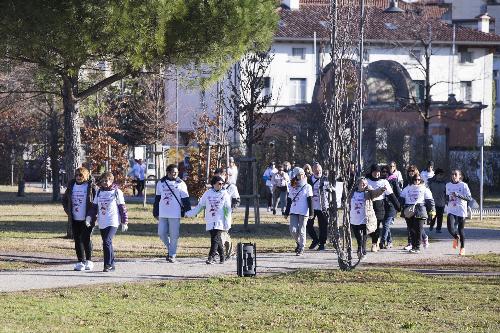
xmin=0 ymin=191 xmax=57 ymax=205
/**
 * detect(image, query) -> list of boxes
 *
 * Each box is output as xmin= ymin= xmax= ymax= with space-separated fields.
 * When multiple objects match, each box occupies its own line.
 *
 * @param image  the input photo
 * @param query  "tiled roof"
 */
xmin=276 ymin=5 xmax=500 ymax=45
xmin=296 ymin=0 xmax=450 ymax=18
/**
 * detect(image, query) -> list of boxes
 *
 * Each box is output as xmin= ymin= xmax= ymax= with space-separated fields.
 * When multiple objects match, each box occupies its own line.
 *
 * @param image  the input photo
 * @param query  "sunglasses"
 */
xmin=216 ymin=182 xmax=224 ymax=185
xmin=75 ymin=174 xmax=84 ymax=177
xmin=414 ymin=178 xmax=422 ymax=182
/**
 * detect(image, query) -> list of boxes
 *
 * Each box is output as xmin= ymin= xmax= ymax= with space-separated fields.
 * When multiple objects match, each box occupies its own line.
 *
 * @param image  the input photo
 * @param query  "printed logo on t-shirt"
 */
xmin=208 ymin=194 xmax=223 ymax=217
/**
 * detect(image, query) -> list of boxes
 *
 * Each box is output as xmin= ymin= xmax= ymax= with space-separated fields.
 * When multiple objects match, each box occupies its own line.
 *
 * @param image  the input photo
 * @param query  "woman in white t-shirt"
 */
xmin=446 ymin=169 xmax=472 ymax=256
xmin=349 ymin=177 xmax=385 ymax=260
xmin=185 ymin=176 xmax=232 ymax=264
xmin=86 ymin=172 xmax=128 ymax=272
xmin=62 ymin=167 xmax=96 ymax=271
xmin=400 ymin=174 xmax=435 ymax=254
xmin=284 ymin=167 xmax=314 ymax=256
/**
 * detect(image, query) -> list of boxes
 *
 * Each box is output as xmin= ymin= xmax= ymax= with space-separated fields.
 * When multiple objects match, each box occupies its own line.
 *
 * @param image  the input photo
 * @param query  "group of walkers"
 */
xmin=61 ymin=157 xmax=472 ymax=272
xmin=263 ymin=159 xmax=472 ymax=260
xmin=349 ymin=161 xmax=471 ymax=259
xmin=62 ymin=162 xmax=240 ymax=271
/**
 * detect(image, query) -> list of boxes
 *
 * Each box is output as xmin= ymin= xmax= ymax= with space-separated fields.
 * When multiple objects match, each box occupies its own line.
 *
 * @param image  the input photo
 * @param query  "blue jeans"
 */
xmin=158 ymin=217 xmax=181 ymax=257
xmin=100 ymin=226 xmax=117 ymax=267
xmin=381 ymin=215 xmax=394 ymax=245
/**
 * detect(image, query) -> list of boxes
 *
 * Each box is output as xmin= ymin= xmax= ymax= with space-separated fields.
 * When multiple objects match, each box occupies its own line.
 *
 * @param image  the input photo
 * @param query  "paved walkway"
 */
xmin=1 ymin=225 xmax=500 ymax=292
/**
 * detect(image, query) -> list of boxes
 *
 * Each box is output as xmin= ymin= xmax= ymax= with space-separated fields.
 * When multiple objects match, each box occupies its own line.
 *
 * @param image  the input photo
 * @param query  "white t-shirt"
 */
xmin=401 ymin=184 xmax=433 ymax=205
xmin=186 ymin=189 xmax=232 ymax=231
xmin=223 ymin=183 xmax=240 ymax=200
xmin=272 ymin=171 xmax=290 ymax=188
xmin=93 ymin=188 xmax=125 ymax=229
xmin=366 ymin=178 xmax=392 ymax=201
xmin=156 ymin=179 xmax=189 ymax=218
xmin=311 ymin=175 xmax=330 ymax=211
xmin=263 ymin=167 xmax=277 ymax=187
xmin=421 ymin=170 xmax=435 ymax=186
xmin=350 ymin=191 xmax=366 ymax=225
xmin=71 ymin=183 xmax=88 ymax=221
xmin=227 ymin=165 xmax=238 ymax=185
xmin=393 ymin=170 xmax=403 ymax=187
xmin=287 ymin=183 xmax=313 ymax=216
xmin=446 ymin=181 xmax=471 ymax=217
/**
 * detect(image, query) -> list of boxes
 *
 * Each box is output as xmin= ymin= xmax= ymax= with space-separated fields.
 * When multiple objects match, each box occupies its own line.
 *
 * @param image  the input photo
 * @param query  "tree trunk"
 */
xmin=61 ymin=75 xmax=82 ymax=238
xmin=49 ymin=103 xmax=61 ymax=202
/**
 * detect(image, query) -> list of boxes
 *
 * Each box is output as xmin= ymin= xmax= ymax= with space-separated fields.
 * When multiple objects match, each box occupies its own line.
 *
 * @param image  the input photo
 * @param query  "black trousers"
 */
xmin=72 ymin=220 xmax=94 ymax=262
xmin=306 ymin=210 xmax=328 ymax=245
xmin=209 ymin=229 xmax=224 ymax=259
xmin=136 ymin=179 xmax=145 ymax=195
xmin=430 ymin=206 xmax=445 ymax=231
xmin=351 ymin=224 xmax=367 ymax=255
xmin=408 ymin=218 xmax=425 ymax=250
xmin=447 ymin=214 xmax=465 ymax=248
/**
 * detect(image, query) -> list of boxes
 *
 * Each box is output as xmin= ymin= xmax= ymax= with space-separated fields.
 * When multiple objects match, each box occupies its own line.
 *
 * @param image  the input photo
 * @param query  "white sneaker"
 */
xmin=74 ymin=262 xmax=85 ymax=271
xmin=84 ymin=260 xmax=94 ymax=271
xmin=423 ymin=236 xmax=429 ymax=249
xmin=404 ymin=244 xmax=412 ymax=251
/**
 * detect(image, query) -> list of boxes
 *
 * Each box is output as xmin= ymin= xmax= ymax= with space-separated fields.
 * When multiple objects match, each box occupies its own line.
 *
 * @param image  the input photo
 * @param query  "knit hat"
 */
xmin=291 ymin=167 xmax=305 ymax=178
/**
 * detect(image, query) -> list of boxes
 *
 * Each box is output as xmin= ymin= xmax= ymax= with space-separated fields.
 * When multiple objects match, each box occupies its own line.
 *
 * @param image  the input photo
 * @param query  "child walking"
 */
xmin=87 ymin=172 xmax=128 ymax=272
xmin=349 ymin=177 xmax=384 ymax=260
xmin=185 ymin=176 xmax=232 ymax=264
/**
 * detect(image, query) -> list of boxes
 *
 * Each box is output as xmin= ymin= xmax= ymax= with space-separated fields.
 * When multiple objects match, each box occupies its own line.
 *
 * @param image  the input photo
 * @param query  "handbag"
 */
xmin=403 ymin=204 xmax=416 ymax=219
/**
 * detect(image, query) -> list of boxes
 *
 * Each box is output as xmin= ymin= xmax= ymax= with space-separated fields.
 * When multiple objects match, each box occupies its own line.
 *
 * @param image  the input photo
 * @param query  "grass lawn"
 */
xmin=0 ymin=269 xmax=499 ymax=332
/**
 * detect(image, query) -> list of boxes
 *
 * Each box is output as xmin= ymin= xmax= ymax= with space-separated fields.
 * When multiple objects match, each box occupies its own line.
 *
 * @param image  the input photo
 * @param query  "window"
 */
xmin=460 ymin=81 xmax=472 ymax=103
xmin=289 ymin=78 xmax=306 ymax=104
xmin=460 ymin=51 xmax=473 ymax=64
xmin=290 ymin=47 xmax=306 ymax=61
xmin=414 ymin=80 xmax=425 ymax=103
xmin=409 ymin=49 xmax=422 ymax=62
xmin=261 ymin=77 xmax=271 ymax=97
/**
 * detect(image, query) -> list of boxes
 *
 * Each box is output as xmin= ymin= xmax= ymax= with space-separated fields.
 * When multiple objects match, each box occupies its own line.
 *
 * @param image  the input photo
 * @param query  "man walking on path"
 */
xmin=307 ymin=163 xmax=332 ymax=251
xmin=153 ymin=164 xmax=191 ymax=263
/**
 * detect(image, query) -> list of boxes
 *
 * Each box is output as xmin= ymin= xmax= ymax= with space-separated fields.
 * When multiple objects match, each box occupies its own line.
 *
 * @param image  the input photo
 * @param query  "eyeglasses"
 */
xmin=216 ymin=182 xmax=224 ymax=185
xmin=76 ymin=174 xmax=84 ymax=177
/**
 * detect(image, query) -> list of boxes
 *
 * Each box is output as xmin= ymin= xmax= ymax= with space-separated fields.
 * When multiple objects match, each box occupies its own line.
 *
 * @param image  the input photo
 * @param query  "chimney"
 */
xmin=282 ymin=0 xmax=299 ymax=10
xmin=477 ymin=13 xmax=491 ymax=33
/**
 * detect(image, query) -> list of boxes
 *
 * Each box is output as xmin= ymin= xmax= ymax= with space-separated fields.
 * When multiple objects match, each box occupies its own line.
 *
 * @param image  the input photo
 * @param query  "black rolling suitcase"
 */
xmin=236 ymin=242 xmax=256 ymax=277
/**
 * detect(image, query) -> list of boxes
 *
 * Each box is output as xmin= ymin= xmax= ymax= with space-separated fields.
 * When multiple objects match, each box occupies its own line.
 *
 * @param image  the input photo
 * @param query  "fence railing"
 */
xmin=470 ymin=208 xmax=500 ymax=217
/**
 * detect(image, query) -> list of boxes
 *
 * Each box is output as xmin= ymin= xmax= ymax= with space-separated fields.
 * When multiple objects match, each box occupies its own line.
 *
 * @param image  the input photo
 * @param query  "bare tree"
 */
xmin=314 ymin=1 xmax=365 ymax=270
xmin=224 ymin=50 xmax=275 ymax=227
